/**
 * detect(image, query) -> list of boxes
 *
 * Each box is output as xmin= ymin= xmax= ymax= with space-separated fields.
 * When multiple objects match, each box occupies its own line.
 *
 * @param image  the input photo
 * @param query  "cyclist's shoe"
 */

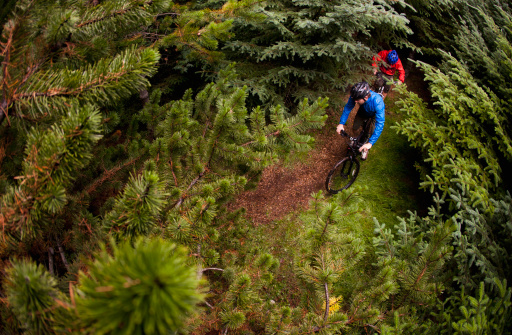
xmin=361 ymin=149 xmax=368 ymax=160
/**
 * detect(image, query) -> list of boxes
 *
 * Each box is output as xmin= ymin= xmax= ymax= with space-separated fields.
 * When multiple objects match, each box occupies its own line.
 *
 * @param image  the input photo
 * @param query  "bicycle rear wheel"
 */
xmin=325 ymin=156 xmax=360 ymax=194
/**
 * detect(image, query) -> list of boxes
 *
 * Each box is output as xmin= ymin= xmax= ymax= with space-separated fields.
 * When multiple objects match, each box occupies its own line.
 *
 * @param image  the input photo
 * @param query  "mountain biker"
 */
xmin=372 ymin=50 xmax=405 ymax=98
xmin=336 ymin=82 xmax=385 ymax=160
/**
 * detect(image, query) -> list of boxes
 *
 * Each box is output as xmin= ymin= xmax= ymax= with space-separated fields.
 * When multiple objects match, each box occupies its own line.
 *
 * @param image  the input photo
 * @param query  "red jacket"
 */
xmin=372 ymin=50 xmax=405 ymax=83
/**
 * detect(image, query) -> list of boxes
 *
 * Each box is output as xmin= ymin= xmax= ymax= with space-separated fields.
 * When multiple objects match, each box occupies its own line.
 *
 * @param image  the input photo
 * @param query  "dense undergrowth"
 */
xmin=213 ymin=88 xmax=435 ymax=332
xmin=2 ymin=0 xmax=512 ymax=333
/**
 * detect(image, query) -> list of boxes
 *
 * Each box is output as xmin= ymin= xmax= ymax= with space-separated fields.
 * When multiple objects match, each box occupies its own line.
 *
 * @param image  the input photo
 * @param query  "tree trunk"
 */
xmin=48 ymin=247 xmax=55 ymax=275
xmin=56 ymin=240 xmax=70 ymax=271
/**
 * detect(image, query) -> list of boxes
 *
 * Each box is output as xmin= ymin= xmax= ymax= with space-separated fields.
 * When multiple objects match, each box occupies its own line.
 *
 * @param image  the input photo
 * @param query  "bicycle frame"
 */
xmin=340 ymin=131 xmax=361 ymax=158
xmin=325 ymin=120 xmax=372 ymax=194
xmin=340 ymin=117 xmax=371 ymax=156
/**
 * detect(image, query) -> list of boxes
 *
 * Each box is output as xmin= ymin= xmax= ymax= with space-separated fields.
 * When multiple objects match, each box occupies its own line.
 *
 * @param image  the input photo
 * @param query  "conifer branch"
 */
xmin=174 ymin=170 xmax=206 ymax=209
xmin=155 ymin=12 xmax=180 ymax=18
xmin=323 ymin=282 xmax=330 ymax=323
xmin=77 ymin=156 xmax=142 ymax=201
xmin=0 ymin=24 xmax=14 ymax=125
xmin=168 ymin=156 xmax=179 ymax=187
xmin=14 ymin=70 xmax=130 ymax=99
xmin=77 ymin=1 xmax=154 ymax=28
xmin=320 ymin=215 xmax=331 ymax=241
xmin=241 ymin=130 xmax=280 ymax=147
xmin=202 ymin=268 xmax=224 ymax=272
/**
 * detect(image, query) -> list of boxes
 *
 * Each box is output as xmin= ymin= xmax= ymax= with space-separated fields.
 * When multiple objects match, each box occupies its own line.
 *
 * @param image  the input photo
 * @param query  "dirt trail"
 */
xmin=228 ymin=107 xmax=349 ymax=225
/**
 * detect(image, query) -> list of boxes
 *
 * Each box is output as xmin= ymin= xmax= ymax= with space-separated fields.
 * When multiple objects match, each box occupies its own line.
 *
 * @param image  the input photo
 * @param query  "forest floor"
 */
xmin=228 ymin=70 xmax=429 ymax=226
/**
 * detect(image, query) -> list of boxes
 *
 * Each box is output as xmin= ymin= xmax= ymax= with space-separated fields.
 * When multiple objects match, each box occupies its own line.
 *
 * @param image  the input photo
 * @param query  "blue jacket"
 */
xmin=339 ymin=91 xmax=385 ymax=145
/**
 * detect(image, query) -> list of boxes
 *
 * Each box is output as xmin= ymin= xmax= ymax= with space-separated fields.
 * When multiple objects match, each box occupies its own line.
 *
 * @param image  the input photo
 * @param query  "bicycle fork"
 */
xmin=340 ymin=157 xmax=356 ymax=179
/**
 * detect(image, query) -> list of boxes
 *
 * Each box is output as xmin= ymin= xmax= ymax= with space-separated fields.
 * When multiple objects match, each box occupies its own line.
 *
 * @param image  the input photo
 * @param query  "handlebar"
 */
xmin=339 ymin=130 xmax=357 ymax=142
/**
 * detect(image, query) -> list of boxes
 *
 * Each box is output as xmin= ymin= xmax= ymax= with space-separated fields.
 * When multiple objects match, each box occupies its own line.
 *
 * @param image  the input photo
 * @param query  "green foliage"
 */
xmin=6 ymin=0 xmax=512 ymax=334
xmin=450 ymin=281 xmax=511 ymax=334
xmin=404 ymin=0 xmax=512 ymax=105
xmin=250 ymin=190 xmax=454 ymax=333
xmin=449 ymin=3 xmax=512 ymax=116
xmin=373 ymin=197 xmax=454 ymax=298
xmin=137 ymin=66 xmax=328 ymax=333
xmin=153 ymin=0 xmax=261 ymax=76
xmin=451 ymin=189 xmax=512 ymax=290
xmin=394 ymin=3 xmax=512 ymax=333
xmin=136 ymin=65 xmax=329 ymax=267
xmin=402 ymin=0 xmax=462 ymax=55
xmin=0 ymin=0 xmax=165 ymax=124
xmin=0 ymin=0 xmax=165 ymax=251
xmin=5 ymin=259 xmax=70 ymax=334
xmin=104 ymin=169 xmax=167 ymax=240
xmin=431 ymin=280 xmax=512 ymax=335
xmin=393 ymin=56 xmax=511 ymax=209
xmin=5 ymin=238 xmax=202 ymax=334
xmin=76 ymin=237 xmax=202 ymax=334
xmin=224 ymin=0 xmax=414 ymax=108
xmin=1 ymin=104 xmax=103 ymax=241
xmin=220 ymin=309 xmax=246 ymax=331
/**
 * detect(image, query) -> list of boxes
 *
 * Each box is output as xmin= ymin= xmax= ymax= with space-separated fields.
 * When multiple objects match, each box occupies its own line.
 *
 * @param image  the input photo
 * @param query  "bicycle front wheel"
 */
xmin=325 ymin=157 xmax=360 ymax=194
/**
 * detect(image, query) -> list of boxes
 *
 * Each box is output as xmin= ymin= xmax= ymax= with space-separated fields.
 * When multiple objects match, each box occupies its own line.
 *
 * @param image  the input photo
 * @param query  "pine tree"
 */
xmin=1 ymin=0 xmax=333 ymax=330
xmin=5 ymin=237 xmax=202 ymax=334
xmin=404 ymin=0 xmax=512 ymax=115
xmin=91 ymin=63 xmax=328 ymax=238
xmin=222 ymin=0 xmax=414 ymax=109
xmin=0 ymin=0 xmax=167 ymax=126
xmin=4 ymin=259 xmax=72 ymax=334
xmin=0 ymin=0 xmax=242 ymax=330
xmin=0 ymin=0 xmax=165 ymax=248
xmin=107 ymin=65 xmax=328 ymax=332
xmin=401 ymin=0 xmax=461 ymax=55
xmin=391 ymin=4 xmax=512 ymax=332
xmin=421 ymin=189 xmax=512 ymax=334
xmin=154 ymin=0 xmax=262 ymax=75
xmin=393 ymin=54 xmax=512 ymax=209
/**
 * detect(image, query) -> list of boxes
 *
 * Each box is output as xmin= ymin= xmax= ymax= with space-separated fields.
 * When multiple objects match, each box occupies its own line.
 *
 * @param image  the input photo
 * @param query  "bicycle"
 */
xmin=325 ymin=119 xmax=373 ymax=194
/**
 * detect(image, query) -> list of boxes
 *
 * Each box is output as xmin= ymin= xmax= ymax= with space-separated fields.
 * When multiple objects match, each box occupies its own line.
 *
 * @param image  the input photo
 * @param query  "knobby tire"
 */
xmin=325 ymin=156 xmax=360 ymax=194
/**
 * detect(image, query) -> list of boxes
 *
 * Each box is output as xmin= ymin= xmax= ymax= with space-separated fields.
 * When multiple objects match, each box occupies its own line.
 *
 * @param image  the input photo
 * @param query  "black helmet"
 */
xmin=350 ymin=82 xmax=371 ymax=100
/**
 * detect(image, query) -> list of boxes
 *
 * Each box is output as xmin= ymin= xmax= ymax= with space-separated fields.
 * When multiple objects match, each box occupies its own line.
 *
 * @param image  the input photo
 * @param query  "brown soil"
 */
xmin=228 ymin=108 xmax=349 ymax=225
xmin=228 ymin=77 xmax=421 ymax=225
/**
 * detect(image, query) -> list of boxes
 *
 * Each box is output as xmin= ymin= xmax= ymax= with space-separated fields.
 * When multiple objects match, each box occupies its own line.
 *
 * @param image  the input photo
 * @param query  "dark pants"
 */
xmin=352 ymin=113 xmax=375 ymax=143
xmin=373 ymin=72 xmax=394 ymax=93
